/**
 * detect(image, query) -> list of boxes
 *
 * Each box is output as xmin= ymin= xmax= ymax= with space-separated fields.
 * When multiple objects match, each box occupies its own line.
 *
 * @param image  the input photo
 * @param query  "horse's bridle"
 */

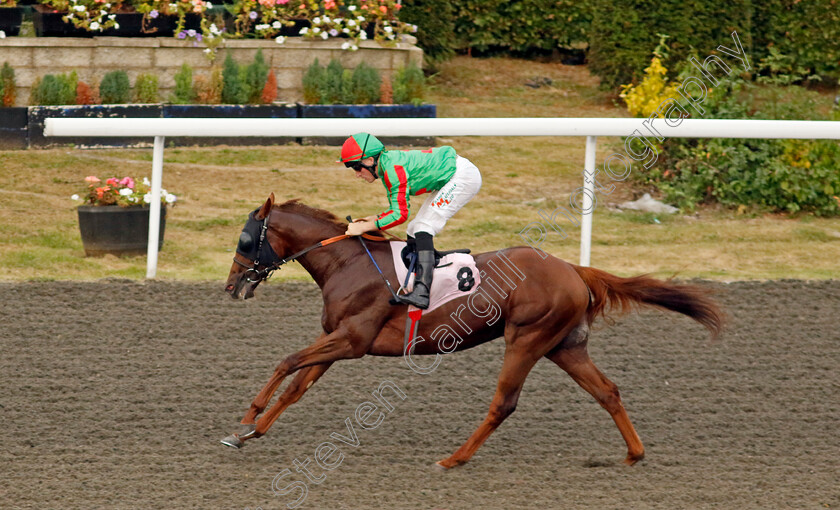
xmin=233 ymin=211 xmax=396 ymax=285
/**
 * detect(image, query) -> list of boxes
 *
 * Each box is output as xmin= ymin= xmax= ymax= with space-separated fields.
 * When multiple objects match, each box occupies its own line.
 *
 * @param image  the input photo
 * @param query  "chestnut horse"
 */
xmin=222 ymin=194 xmax=724 ymax=469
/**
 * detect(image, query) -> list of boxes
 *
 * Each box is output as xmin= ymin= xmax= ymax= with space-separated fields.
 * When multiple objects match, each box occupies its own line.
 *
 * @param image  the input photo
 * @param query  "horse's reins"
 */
xmin=234 ymin=212 xmax=400 ymax=288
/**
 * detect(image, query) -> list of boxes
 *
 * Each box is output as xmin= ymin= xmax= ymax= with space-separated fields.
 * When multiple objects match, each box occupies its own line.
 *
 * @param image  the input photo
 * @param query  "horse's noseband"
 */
xmin=234 ymin=210 xmax=283 ymax=284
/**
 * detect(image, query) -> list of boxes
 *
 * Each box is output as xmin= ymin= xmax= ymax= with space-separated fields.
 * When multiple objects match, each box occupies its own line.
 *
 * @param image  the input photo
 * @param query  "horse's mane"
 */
xmin=273 ymin=199 xmax=346 ymax=229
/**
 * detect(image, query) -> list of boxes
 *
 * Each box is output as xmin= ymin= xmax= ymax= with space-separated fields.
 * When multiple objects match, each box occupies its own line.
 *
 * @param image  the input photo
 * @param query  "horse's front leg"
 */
xmin=222 ymin=363 xmax=332 ymax=448
xmin=222 ymin=329 xmax=364 ymax=448
xmin=240 ymin=333 xmax=329 ymax=425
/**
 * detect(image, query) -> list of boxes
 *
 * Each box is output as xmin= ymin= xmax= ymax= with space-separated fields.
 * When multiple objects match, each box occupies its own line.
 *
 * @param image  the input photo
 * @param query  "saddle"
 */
xmin=399 ymin=244 xmax=471 ymax=270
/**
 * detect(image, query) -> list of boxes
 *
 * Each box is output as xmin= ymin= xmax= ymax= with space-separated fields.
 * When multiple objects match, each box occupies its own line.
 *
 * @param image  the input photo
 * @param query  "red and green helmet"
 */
xmin=338 ymin=133 xmax=385 ymax=163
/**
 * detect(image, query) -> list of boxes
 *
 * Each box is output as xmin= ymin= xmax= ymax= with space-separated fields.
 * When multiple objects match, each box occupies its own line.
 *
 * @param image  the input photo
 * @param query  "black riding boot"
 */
xmin=399 ymin=232 xmax=434 ymax=309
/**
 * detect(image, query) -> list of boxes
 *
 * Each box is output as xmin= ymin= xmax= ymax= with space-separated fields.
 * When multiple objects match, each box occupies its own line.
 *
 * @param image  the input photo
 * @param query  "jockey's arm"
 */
xmin=345 ymin=219 xmax=378 ymax=236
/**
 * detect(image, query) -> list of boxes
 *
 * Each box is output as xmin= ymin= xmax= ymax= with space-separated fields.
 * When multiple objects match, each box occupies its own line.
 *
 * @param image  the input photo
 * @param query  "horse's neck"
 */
xmin=278 ymin=214 xmax=355 ymax=288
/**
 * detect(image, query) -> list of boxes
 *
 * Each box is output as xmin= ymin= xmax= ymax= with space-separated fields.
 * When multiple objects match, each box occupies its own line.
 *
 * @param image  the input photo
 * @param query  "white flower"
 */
xmin=360 ymin=31 xmax=367 ymax=40
xmin=210 ymin=23 xmax=221 ymax=36
xmin=119 ymin=188 xmax=132 ymax=196
xmin=143 ymin=177 xmax=151 ymax=186
xmin=0 ymin=31 xmax=5 ymax=39
xmin=312 ymin=27 xmax=320 ymax=34
xmin=206 ymin=1 xmax=213 ymax=7
xmin=347 ymin=19 xmax=356 ymax=27
xmin=255 ymin=24 xmax=269 ymax=30
xmin=299 ymin=27 xmax=309 ymax=35
xmin=90 ymin=22 xmax=100 ymax=31
xmin=73 ymin=5 xmax=85 ymax=11
xmin=323 ymin=15 xmax=330 ymax=23
xmin=350 ymin=44 xmax=358 ymax=51
xmin=313 ymin=16 xmax=320 ymax=24
xmin=169 ymin=3 xmax=177 ymax=10
xmin=165 ymin=194 xmax=177 ymax=204
xmin=143 ymin=193 xmax=152 ymax=204
xmin=113 ymin=23 xmax=119 ymax=30
xmin=204 ymin=48 xmax=212 ymax=55
xmin=320 ymin=32 xmax=328 ymax=39
xmin=384 ymin=26 xmax=392 ymax=33
xmin=341 ymin=42 xmax=350 ymax=50
xmin=275 ymin=36 xmax=286 ymax=44
xmin=272 ymin=21 xmax=282 ymax=29
xmin=129 ymin=196 xmax=137 ymax=203
xmin=348 ymin=5 xmax=356 ymax=10
xmin=342 ymin=27 xmax=349 ymax=33
xmin=108 ymin=14 xmax=116 ymax=20
xmin=70 ymin=194 xmax=80 ymax=201
xmin=160 ymin=188 xmax=167 ymax=196
xmin=357 ymin=16 xmax=365 ymax=22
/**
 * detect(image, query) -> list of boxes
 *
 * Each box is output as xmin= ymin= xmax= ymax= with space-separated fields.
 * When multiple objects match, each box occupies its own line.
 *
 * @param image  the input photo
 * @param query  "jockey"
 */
xmin=339 ymin=132 xmax=482 ymax=309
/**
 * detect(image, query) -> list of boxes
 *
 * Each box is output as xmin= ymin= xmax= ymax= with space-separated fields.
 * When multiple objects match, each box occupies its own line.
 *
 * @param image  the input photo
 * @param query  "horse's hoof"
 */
xmin=624 ymin=452 xmax=645 ymax=466
xmin=220 ymin=434 xmax=244 ymax=449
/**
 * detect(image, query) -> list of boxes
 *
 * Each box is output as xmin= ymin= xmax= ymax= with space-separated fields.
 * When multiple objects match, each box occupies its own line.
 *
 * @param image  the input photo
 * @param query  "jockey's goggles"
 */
xmin=345 ymin=160 xmax=376 ymax=173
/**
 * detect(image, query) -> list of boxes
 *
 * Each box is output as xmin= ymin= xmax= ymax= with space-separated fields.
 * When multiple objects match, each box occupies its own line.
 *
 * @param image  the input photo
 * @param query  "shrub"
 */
xmin=1 ymin=62 xmax=16 ymax=107
xmin=321 ymin=59 xmax=345 ymax=105
xmin=619 ymin=41 xmax=681 ymax=117
xmin=451 ymin=0 xmax=592 ymax=56
xmin=244 ymin=49 xmax=270 ymax=104
xmin=379 ymin=77 xmax=393 ymax=104
xmin=222 ymin=52 xmax=246 ymax=104
xmin=195 ymin=67 xmax=223 ymax=104
xmin=349 ymin=62 xmax=381 ymax=104
xmin=302 ymin=59 xmax=325 ymax=104
xmin=399 ymin=0 xmax=456 ymax=63
xmin=171 ymin=63 xmax=196 ymax=104
xmin=261 ymin=68 xmax=278 ymax=104
xmin=75 ymin=81 xmax=97 ymax=105
xmin=31 ymin=72 xmax=78 ymax=105
xmin=392 ymin=63 xmax=425 ymax=105
xmin=636 ymin=79 xmax=840 ymax=215
xmin=134 ymin=73 xmax=160 ymax=103
xmin=99 ymin=70 xmax=130 ymax=104
xmin=588 ymin=0 xmax=751 ymax=90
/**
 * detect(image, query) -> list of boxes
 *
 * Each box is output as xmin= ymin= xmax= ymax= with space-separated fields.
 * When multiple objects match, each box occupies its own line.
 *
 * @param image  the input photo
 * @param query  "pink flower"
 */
xmin=106 ymin=177 xmax=120 ymax=186
xmin=278 ymin=0 xmax=289 ymax=3
xmin=379 ymin=5 xmax=387 ymax=12
xmin=119 ymin=176 xmax=135 ymax=189
xmin=85 ymin=175 xmax=100 ymax=184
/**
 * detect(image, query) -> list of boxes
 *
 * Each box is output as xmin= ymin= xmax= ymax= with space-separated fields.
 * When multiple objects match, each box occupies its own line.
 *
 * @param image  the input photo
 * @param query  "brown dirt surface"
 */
xmin=1 ymin=279 xmax=838 ymax=509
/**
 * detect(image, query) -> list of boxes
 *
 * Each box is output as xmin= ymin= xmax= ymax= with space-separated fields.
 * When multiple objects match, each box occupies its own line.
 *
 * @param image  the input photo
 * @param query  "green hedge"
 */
xmin=587 ymin=0 xmax=840 ymax=90
xmin=588 ymin=0 xmax=752 ymax=89
xmin=401 ymin=0 xmax=590 ymax=61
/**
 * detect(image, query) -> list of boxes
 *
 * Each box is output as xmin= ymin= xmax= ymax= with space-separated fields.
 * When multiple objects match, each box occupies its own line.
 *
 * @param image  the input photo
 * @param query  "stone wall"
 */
xmin=0 ymin=36 xmax=423 ymax=107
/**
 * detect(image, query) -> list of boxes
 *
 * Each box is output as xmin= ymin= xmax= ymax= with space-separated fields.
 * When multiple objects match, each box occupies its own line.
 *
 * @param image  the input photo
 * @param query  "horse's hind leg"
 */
xmin=436 ymin=342 xmax=540 ymax=469
xmin=546 ymin=338 xmax=645 ymax=465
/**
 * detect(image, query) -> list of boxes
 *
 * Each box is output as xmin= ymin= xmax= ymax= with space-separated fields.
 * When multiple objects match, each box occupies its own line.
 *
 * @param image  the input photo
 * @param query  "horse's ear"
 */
xmin=256 ymin=193 xmax=275 ymax=220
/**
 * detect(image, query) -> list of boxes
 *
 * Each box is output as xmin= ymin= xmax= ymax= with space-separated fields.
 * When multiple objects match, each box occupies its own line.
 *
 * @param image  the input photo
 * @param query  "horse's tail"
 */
xmin=571 ymin=265 xmax=725 ymax=340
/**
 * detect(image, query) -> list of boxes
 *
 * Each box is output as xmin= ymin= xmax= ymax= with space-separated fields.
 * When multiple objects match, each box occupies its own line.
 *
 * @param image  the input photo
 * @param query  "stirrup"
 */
xmin=396 ymin=285 xmax=430 ymax=309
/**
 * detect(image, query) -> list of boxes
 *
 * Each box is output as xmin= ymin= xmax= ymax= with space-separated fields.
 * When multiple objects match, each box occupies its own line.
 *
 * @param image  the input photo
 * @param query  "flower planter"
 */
xmin=0 ymin=107 xmax=28 ymax=150
xmin=77 ymin=205 xmax=166 ymax=257
xmin=32 ymin=4 xmax=196 ymax=37
xmin=298 ymin=103 xmax=436 ymax=146
xmin=0 ymin=6 xmax=24 ymax=37
xmin=32 ymin=4 xmax=94 ymax=37
xmin=162 ymin=103 xmax=299 ymax=146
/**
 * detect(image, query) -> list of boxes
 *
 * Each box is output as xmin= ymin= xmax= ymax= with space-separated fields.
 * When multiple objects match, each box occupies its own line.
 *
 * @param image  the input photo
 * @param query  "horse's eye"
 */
xmin=238 ymin=232 xmax=253 ymax=252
